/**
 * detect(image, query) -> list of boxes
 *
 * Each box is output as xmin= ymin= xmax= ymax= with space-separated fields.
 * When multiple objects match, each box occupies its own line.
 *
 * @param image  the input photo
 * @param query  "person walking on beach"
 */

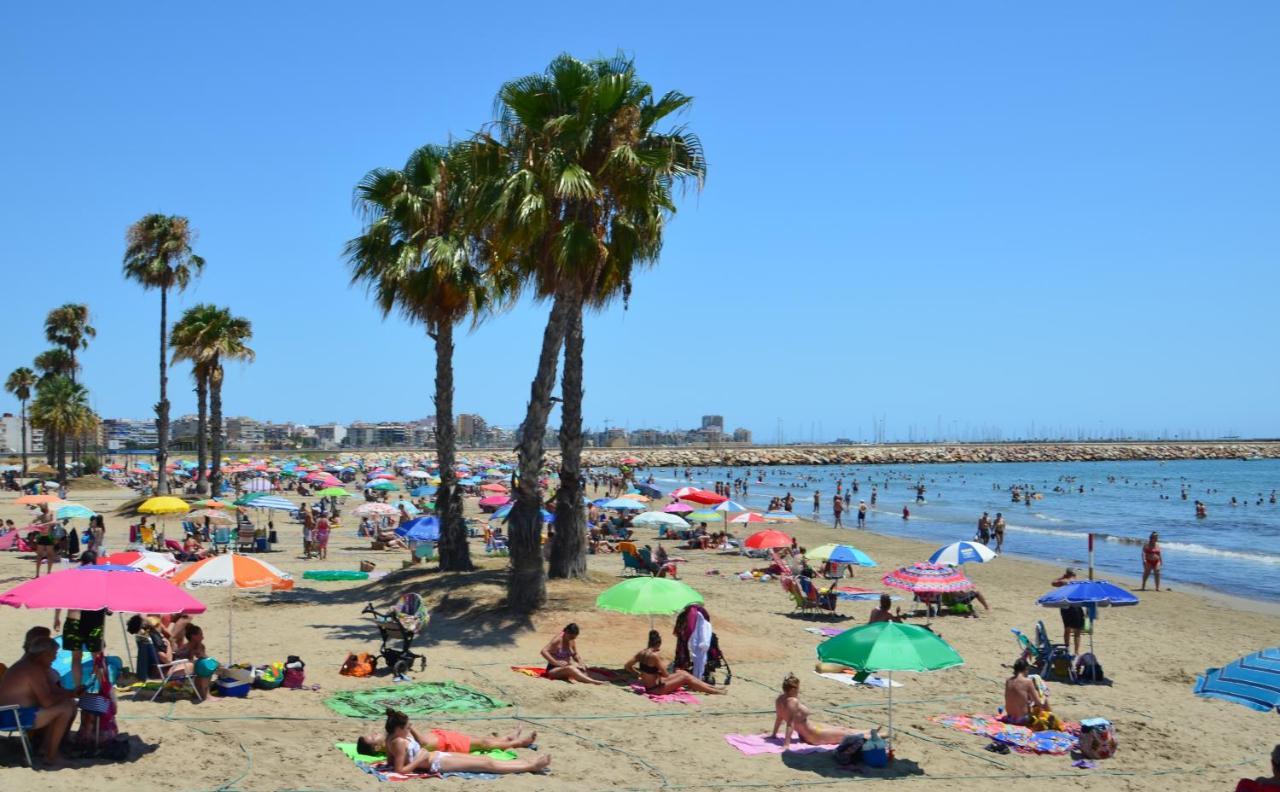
xmin=976 ymin=512 xmax=991 ymax=545
xmin=832 ymin=495 xmax=843 ymax=528
xmin=992 ymin=513 xmax=1006 ymax=553
xmin=1141 ymin=531 xmax=1162 ymax=591
xmin=857 ymin=500 xmax=867 ymax=528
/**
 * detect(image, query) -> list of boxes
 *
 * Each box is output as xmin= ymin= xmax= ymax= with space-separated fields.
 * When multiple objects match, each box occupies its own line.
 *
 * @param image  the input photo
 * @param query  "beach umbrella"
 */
xmin=314 ymin=487 xmax=350 ymax=497
xmin=634 ymin=482 xmax=663 ymax=498
xmin=929 ymin=541 xmax=998 ymax=566
xmin=619 ymin=457 xmax=642 ymax=466
xmin=138 ymin=496 xmax=190 ymax=515
xmin=239 ymin=495 xmax=297 ymax=512
xmin=390 ymin=500 xmax=420 ymax=516
xmin=663 ymin=503 xmax=694 ymax=514
xmin=171 ymin=553 xmax=294 ymax=664
xmin=744 ymin=529 xmax=793 ymax=550
xmin=678 ymin=489 xmax=728 ymax=505
xmin=808 ymin=543 xmax=877 ymax=567
xmin=188 ymin=509 xmax=234 ymax=524
xmin=405 ymin=470 xmax=432 ymax=479
xmin=192 ymin=499 xmax=229 ymax=509
xmin=596 ymin=578 xmax=703 ymax=627
xmin=632 ymin=511 xmax=690 ymax=528
xmin=1036 ymin=579 xmax=1139 ymax=657
xmin=713 ymin=499 xmax=749 ymax=513
xmin=366 ymin=480 xmax=398 ymax=492
xmin=1193 ymin=647 xmax=1280 ymax=714
xmin=395 ymin=516 xmax=440 ymax=542
xmin=489 ymin=504 xmax=553 ymax=522
xmin=763 ymin=511 xmax=799 ymax=523
xmin=242 ymin=478 xmax=273 ymax=493
xmin=817 ymin=622 xmax=963 ymax=748
xmin=480 ymin=483 xmax=508 ymax=493
xmin=0 ymin=566 xmax=206 ymax=614
xmin=882 ymin=563 xmax=973 ymax=594
xmin=409 ymin=486 xmax=436 ymax=498
xmin=479 ymin=495 xmax=511 ymax=510
xmin=15 ymin=494 xmax=63 ymax=506
xmin=55 ymin=504 xmax=96 ymax=521
xmin=686 ymin=510 xmax=723 ymax=523
xmin=729 ymin=512 xmax=769 ymax=525
xmin=352 ymin=502 xmax=398 ymax=518
xmin=98 ymin=550 xmax=181 ymax=578
xmin=601 ymin=498 xmax=647 ymax=511
xmin=619 ymin=493 xmax=649 ymax=502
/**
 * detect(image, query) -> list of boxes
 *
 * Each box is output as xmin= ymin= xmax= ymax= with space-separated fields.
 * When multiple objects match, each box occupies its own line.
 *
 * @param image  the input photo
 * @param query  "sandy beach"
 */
xmin=0 ymin=480 xmax=1275 ymax=791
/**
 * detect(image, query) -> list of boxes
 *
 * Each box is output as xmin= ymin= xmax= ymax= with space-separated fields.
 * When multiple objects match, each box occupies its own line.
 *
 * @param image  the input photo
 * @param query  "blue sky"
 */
xmin=2 ymin=2 xmax=1277 ymax=441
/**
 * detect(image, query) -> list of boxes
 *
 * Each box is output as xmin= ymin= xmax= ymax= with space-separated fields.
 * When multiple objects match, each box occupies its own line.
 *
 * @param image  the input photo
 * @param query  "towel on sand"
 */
xmin=335 ymin=742 xmax=513 ymax=781
xmin=629 ymin=682 xmax=699 ymax=704
xmin=723 ymin=734 xmax=836 ymax=755
xmin=511 ymin=666 xmax=618 ymax=680
xmin=931 ymin=714 xmax=1078 ymax=755
xmin=804 ymin=627 xmax=844 ymax=637
xmin=816 ymin=672 xmax=903 ymax=689
xmin=326 ymin=682 xmax=508 ymax=719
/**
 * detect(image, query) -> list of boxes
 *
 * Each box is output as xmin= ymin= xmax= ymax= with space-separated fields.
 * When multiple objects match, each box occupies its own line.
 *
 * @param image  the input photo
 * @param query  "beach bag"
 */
xmin=283 ymin=656 xmax=307 ymax=688
xmin=1075 ymin=653 xmax=1104 ymax=682
xmin=1079 ymin=718 xmax=1117 ymax=759
xmin=340 ymin=652 xmax=375 ymax=678
xmin=255 ymin=662 xmax=285 ymax=689
xmin=832 ymin=734 xmax=866 ymax=766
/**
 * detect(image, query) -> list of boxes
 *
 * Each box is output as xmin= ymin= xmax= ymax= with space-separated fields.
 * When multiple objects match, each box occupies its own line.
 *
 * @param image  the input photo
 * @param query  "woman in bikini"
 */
xmin=540 ymin=624 xmax=606 ymax=684
xmin=625 ymin=630 xmax=725 ymax=695
xmin=358 ymin=715 xmax=537 ymax=757
xmin=381 ymin=708 xmax=550 ymax=776
xmin=1141 ymin=531 xmax=1162 ymax=591
xmin=773 ymin=673 xmax=871 ymax=750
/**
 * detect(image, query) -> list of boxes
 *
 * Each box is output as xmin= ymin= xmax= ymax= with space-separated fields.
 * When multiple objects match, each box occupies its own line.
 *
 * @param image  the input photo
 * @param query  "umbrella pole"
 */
xmin=118 ymin=612 xmax=133 ymax=670
xmin=228 ymin=590 xmax=234 ymax=666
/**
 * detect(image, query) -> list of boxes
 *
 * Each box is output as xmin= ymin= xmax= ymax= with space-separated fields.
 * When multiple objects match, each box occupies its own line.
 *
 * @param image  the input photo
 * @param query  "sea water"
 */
xmin=646 ymin=458 xmax=1280 ymax=602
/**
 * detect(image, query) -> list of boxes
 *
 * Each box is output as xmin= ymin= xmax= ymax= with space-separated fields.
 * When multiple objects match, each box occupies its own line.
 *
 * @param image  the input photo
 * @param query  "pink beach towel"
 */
xmin=629 ymin=682 xmax=699 ymax=704
xmin=723 ymin=734 xmax=837 ymax=755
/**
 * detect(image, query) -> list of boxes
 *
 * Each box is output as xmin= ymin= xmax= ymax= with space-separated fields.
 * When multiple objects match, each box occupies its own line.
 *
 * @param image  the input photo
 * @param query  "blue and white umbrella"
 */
xmin=390 ymin=500 xmax=420 ymax=516
xmin=929 ymin=541 xmax=998 ymax=566
xmin=713 ymin=499 xmax=750 ymax=513
xmin=242 ymin=495 xmax=297 ymax=512
xmin=601 ymin=498 xmax=647 ymax=511
xmin=396 ymin=516 xmax=440 ymax=542
xmin=1037 ymin=579 xmax=1139 ymax=658
xmin=1194 ymin=647 xmax=1280 ymax=714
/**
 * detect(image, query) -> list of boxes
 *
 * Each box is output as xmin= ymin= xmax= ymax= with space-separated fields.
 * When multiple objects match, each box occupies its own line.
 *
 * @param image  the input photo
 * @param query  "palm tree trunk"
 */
xmin=19 ymin=399 xmax=28 ymax=477
xmin=549 ymin=303 xmax=587 ymax=579
xmin=57 ymin=428 xmax=67 ymax=484
xmin=209 ymin=364 xmax=224 ymax=497
xmin=194 ymin=368 xmax=209 ymax=495
xmin=155 ymin=286 xmax=170 ymax=495
xmin=433 ymin=323 xmax=471 ymax=572
xmin=506 ymin=291 xmax=572 ymax=612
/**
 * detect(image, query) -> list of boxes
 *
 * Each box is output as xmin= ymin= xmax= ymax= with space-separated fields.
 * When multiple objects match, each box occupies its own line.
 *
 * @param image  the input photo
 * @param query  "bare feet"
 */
xmin=532 ymin=754 xmax=551 ymax=772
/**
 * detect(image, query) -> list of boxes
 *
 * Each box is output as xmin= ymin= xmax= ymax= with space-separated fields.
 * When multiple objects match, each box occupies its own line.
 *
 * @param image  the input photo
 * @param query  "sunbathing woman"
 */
xmin=540 ymin=624 xmax=606 ymax=684
xmin=625 ymin=629 xmax=725 ymax=695
xmin=773 ymin=673 xmax=872 ymax=750
xmin=358 ymin=718 xmax=536 ymax=757
xmin=381 ymin=708 xmax=550 ymax=775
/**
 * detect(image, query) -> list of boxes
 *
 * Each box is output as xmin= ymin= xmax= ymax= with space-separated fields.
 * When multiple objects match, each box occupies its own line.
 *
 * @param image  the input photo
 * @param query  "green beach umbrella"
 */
xmin=366 ymin=480 xmax=398 ymax=492
xmin=232 ymin=493 xmax=265 ymax=507
xmin=685 ymin=510 xmax=723 ymax=522
xmin=817 ymin=622 xmax=963 ymax=748
xmin=315 ymin=486 xmax=350 ymax=497
xmin=596 ymin=578 xmax=703 ymax=628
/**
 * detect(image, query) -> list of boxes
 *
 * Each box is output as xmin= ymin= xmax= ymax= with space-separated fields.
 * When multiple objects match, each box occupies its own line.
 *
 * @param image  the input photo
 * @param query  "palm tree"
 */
xmin=5 ymin=368 xmax=37 ymax=475
xmin=171 ymin=305 xmax=219 ymax=495
xmin=347 ymin=143 xmax=512 ymax=572
xmin=485 ymin=55 xmax=706 ymax=606
xmin=170 ymin=306 xmax=254 ymax=497
xmin=33 ymin=348 xmax=77 ymax=466
xmin=45 ymin=303 xmax=96 ymax=466
xmin=122 ymin=214 xmax=206 ymax=495
xmin=30 ymin=375 xmax=94 ymax=483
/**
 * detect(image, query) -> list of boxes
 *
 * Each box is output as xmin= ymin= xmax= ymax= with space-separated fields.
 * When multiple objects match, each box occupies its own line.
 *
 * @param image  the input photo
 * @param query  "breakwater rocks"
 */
xmin=526 ymin=442 xmax=1280 ymax=469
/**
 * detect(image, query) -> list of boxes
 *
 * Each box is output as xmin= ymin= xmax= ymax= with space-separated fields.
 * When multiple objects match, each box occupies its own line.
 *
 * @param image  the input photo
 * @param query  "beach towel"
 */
xmin=816 ymin=672 xmax=902 ymax=689
xmin=303 ymin=570 xmax=370 ymax=581
xmin=335 ymin=742 xmax=511 ymax=781
xmin=511 ymin=666 xmax=618 ymax=680
xmin=723 ymin=734 xmax=836 ymax=756
xmin=931 ymin=714 xmax=1078 ymax=755
xmin=629 ymin=682 xmax=699 ymax=704
xmin=833 ymin=586 xmax=886 ymax=602
xmin=326 ymin=682 xmax=508 ymax=719
xmin=804 ymin=627 xmax=843 ymax=637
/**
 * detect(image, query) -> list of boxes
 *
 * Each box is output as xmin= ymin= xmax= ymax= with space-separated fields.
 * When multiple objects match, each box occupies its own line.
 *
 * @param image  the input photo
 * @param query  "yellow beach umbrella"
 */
xmin=138 ymin=496 xmax=190 ymax=515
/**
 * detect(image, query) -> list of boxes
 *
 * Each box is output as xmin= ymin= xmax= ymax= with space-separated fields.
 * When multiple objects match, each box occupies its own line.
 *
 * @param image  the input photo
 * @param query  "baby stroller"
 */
xmin=673 ymin=603 xmax=732 ymax=686
xmin=361 ymin=592 xmax=429 ymax=675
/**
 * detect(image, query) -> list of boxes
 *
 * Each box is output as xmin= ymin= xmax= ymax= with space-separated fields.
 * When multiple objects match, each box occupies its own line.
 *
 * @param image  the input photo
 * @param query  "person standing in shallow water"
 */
xmin=832 ymin=494 xmax=843 ymax=528
xmin=1141 ymin=532 xmax=1162 ymax=591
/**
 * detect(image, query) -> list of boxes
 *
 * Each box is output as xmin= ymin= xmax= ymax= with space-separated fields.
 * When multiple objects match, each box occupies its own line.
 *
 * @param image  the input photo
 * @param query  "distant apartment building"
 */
xmin=732 ymin=427 xmax=753 ymax=444
xmin=312 ymin=423 xmax=347 ymax=449
xmin=262 ymin=422 xmax=296 ymax=446
xmin=344 ymin=422 xmax=411 ymax=448
xmin=225 ymin=417 xmax=265 ymax=450
xmin=701 ymin=415 xmax=724 ymax=431
xmin=0 ymin=413 xmax=44 ymax=454
xmin=102 ymin=418 xmax=158 ymax=450
xmin=457 ymin=414 xmax=489 ymax=446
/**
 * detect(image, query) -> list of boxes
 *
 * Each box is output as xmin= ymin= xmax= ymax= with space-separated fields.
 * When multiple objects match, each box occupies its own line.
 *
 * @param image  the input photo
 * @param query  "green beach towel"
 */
xmin=326 ymin=681 xmax=509 ymax=719
xmin=335 ymin=742 xmax=516 ymax=763
xmin=302 ymin=570 xmax=370 ymax=581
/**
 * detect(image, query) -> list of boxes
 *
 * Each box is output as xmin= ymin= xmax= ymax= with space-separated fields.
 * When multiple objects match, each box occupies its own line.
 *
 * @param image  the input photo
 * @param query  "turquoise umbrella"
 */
xmin=55 ymin=504 xmax=97 ymax=521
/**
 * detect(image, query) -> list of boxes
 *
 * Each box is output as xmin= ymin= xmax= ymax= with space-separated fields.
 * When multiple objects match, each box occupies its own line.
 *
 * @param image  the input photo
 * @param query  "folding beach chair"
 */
xmin=236 ymin=524 xmax=255 ymax=552
xmin=1034 ymin=620 xmax=1076 ymax=682
xmin=0 ymin=705 xmax=33 ymax=767
xmin=147 ymin=660 xmax=204 ymax=702
xmin=212 ymin=526 xmax=231 ymax=554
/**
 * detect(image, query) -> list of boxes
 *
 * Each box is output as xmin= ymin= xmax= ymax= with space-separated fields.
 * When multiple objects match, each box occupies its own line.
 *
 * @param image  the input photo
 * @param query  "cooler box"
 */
xmin=216 ymin=677 xmax=250 ymax=698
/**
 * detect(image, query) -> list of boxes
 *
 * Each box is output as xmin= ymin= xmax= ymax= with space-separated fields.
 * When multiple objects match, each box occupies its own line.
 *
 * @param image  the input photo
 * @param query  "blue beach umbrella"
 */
xmin=56 ymin=504 xmax=97 ymax=521
xmin=396 ymin=516 xmax=440 ymax=542
xmin=929 ymin=541 xmax=998 ymax=565
xmin=410 ymin=486 xmax=436 ymax=497
xmin=713 ymin=499 xmax=749 ymax=513
xmin=601 ymin=498 xmax=647 ymax=511
xmin=1037 ymin=579 xmax=1139 ymax=658
xmin=634 ymin=483 xmax=663 ymax=498
xmin=390 ymin=500 xmax=420 ymax=516
xmin=1193 ymin=647 xmax=1280 ymax=714
xmin=809 ymin=543 xmax=877 ymax=567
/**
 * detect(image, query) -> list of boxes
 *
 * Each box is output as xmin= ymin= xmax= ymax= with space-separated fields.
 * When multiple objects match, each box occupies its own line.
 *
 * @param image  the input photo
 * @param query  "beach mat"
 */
xmin=302 ymin=570 xmax=369 ymax=581
xmin=816 ymin=672 xmax=902 ymax=689
xmin=326 ymin=682 xmax=508 ymax=719
xmin=629 ymin=682 xmax=699 ymax=704
xmin=931 ymin=714 xmax=1078 ymax=755
xmin=724 ymin=734 xmax=836 ymax=756
xmin=804 ymin=627 xmax=843 ymax=637
xmin=335 ymin=742 xmax=510 ymax=781
xmin=511 ymin=665 xmax=618 ymax=681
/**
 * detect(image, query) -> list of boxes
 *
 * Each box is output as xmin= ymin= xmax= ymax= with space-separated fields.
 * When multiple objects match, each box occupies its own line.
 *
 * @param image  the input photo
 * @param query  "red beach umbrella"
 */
xmin=881 ymin=563 xmax=973 ymax=594
xmin=744 ymin=529 xmax=793 ymax=549
xmin=679 ymin=489 xmax=727 ymax=505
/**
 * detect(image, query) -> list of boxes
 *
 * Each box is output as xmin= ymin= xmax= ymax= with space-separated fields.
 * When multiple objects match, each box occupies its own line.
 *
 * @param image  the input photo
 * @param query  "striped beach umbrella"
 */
xmin=929 ymin=541 xmax=998 ymax=565
xmin=170 ymin=553 xmax=293 ymax=665
xmin=1194 ymin=647 xmax=1280 ymax=714
xmin=882 ymin=563 xmax=973 ymax=594
xmin=98 ymin=550 xmax=180 ymax=578
xmin=239 ymin=495 xmax=297 ymax=512
xmin=729 ymin=512 xmax=768 ymax=525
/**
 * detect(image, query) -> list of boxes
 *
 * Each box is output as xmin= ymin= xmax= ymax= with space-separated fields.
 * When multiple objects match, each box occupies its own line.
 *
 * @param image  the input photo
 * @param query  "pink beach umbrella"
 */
xmin=0 ymin=566 xmax=206 ymax=614
xmin=663 ymin=503 xmax=695 ymax=514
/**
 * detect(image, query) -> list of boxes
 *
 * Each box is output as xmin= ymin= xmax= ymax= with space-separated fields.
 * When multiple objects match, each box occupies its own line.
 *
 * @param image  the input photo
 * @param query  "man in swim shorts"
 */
xmin=0 ymin=635 xmax=77 ymax=764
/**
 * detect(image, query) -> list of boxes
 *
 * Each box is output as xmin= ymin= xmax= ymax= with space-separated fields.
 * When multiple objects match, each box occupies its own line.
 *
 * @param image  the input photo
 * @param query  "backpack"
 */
xmin=1075 ymin=652 xmax=1104 ymax=682
xmin=283 ymin=655 xmax=307 ymax=688
xmin=339 ymin=652 xmax=374 ymax=678
xmin=832 ymin=734 xmax=866 ymax=766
